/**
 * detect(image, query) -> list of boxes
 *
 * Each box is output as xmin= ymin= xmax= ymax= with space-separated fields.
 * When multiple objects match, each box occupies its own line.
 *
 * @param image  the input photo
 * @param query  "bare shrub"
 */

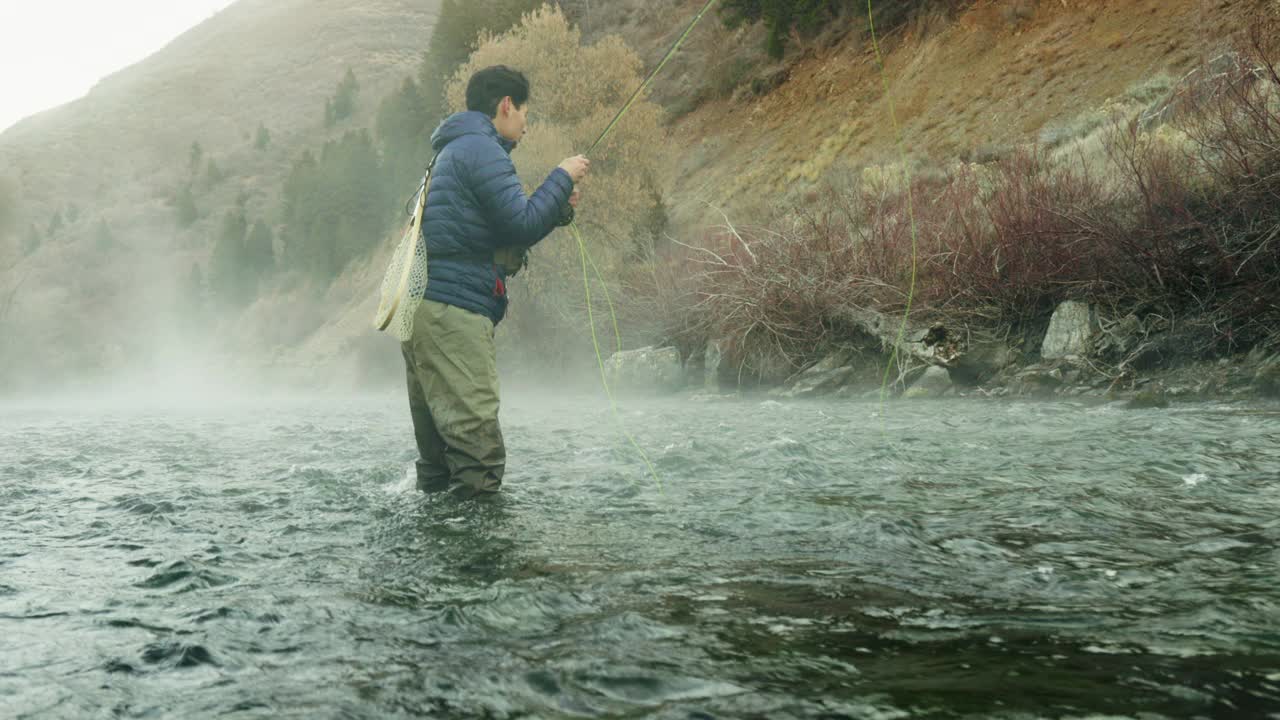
xmin=647 ymin=25 xmax=1280 ymax=377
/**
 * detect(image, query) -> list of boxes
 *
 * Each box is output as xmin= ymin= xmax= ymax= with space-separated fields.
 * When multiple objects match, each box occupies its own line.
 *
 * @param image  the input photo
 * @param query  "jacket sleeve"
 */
xmin=465 ymin=138 xmax=574 ymax=247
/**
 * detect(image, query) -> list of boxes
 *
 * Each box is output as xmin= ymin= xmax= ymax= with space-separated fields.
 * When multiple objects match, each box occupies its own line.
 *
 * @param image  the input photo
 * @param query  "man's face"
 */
xmin=495 ymin=96 xmax=528 ymax=143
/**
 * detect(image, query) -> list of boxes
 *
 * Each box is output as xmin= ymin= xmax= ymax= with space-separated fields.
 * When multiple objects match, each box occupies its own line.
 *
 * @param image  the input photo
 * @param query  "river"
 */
xmin=2 ymin=391 xmax=1278 ymax=718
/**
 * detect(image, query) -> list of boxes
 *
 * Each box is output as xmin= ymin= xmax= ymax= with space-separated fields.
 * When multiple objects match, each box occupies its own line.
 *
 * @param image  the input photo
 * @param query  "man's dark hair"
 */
xmin=466 ymin=65 xmax=530 ymax=117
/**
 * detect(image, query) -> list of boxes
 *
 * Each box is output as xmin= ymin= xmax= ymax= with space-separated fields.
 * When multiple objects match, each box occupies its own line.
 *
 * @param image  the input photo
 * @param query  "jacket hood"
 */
xmin=431 ymin=111 xmax=517 ymax=154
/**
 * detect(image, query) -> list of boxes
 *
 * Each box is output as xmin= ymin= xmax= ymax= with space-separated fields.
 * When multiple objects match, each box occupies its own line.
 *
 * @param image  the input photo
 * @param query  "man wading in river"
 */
xmin=402 ymin=65 xmax=589 ymax=499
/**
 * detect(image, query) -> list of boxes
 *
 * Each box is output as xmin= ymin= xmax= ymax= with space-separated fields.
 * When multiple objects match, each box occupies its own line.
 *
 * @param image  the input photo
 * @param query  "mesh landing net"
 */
xmin=373 ymin=180 xmax=429 ymax=342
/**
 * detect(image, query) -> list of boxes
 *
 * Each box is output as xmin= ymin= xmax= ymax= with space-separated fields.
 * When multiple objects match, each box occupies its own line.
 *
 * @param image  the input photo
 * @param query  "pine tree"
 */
xmin=189 ymin=141 xmax=204 ymax=174
xmin=209 ymin=209 xmax=249 ymax=304
xmin=325 ymin=68 xmax=360 ymax=126
xmin=176 ymin=186 xmax=198 ymax=227
xmin=93 ymin=220 xmax=115 ymax=253
xmin=23 ymin=224 xmax=41 ymax=255
xmin=255 ymin=123 xmax=271 ymax=150
xmin=416 ymin=0 xmax=541 ymax=126
xmin=719 ymin=0 xmax=844 ymax=58
xmin=47 ymin=209 xmax=63 ymax=236
xmin=243 ymin=219 xmax=275 ymax=297
xmin=205 ymin=158 xmax=225 ymax=186
xmin=376 ymin=77 xmax=432 ymax=205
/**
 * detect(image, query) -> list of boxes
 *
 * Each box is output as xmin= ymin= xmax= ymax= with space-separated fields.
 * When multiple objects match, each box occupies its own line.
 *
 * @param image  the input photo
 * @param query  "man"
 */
xmin=402 ymin=65 xmax=589 ymax=499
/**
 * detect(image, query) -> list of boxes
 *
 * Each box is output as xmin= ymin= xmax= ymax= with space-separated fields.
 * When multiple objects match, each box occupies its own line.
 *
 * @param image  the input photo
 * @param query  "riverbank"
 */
xmin=628 ymin=24 xmax=1280 ymax=407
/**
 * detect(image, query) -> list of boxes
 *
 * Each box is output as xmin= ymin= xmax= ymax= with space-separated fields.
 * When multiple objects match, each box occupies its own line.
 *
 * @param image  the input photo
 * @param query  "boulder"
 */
xmin=779 ymin=366 xmax=855 ymax=399
xmin=1041 ymin=301 xmax=1096 ymax=359
xmin=903 ymin=366 xmax=953 ymax=398
xmin=949 ymin=339 xmax=1015 ymax=386
xmin=1126 ymin=388 xmax=1171 ymax=409
xmin=1253 ymin=357 xmax=1280 ymax=399
xmin=1013 ymin=365 xmax=1065 ymax=397
xmin=605 ymin=346 xmax=684 ymax=394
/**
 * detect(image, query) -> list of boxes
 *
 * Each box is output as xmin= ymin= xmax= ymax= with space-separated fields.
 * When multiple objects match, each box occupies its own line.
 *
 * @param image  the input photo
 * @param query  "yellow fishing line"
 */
xmin=570 ymin=221 xmax=663 ymax=492
xmin=585 ymin=247 xmax=623 ymax=355
xmin=867 ymin=0 xmax=921 ymax=404
xmin=565 ymin=0 xmax=720 ymax=493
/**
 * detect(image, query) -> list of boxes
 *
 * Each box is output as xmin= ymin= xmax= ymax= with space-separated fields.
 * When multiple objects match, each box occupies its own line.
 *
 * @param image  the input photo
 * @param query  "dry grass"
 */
xmin=639 ymin=27 xmax=1280 ymax=379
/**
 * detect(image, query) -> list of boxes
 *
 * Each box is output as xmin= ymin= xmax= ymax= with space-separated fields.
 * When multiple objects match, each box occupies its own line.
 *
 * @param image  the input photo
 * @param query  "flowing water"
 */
xmin=2 ymin=391 xmax=1279 ymax=719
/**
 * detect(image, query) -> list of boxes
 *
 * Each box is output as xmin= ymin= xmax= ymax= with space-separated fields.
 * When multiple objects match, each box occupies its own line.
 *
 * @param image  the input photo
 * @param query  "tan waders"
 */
xmin=402 ymin=299 xmax=505 ymax=498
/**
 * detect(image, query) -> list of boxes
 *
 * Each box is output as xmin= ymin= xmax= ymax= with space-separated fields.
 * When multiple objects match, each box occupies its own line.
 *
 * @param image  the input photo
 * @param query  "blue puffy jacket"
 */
xmin=421 ymin=111 xmax=574 ymax=324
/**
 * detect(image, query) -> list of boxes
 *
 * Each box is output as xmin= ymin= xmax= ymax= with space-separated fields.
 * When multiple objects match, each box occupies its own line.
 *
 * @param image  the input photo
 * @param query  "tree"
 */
xmin=189 ymin=141 xmax=204 ymax=174
xmin=66 ymin=202 xmax=80 ymax=224
xmin=209 ymin=209 xmax=248 ymax=304
xmin=255 ymin=123 xmax=271 ymax=150
xmin=280 ymin=131 xmax=385 ymax=281
xmin=447 ymin=6 xmax=668 ymax=358
xmin=23 ymin=224 xmax=40 ymax=255
xmin=205 ymin=158 xmax=225 ymax=186
xmin=719 ymin=0 xmax=845 ymax=58
xmin=376 ymin=77 xmax=432 ymax=205
xmin=325 ymin=68 xmax=360 ymax=127
xmin=0 ymin=179 xmax=15 ymax=236
xmin=184 ymin=262 xmax=208 ymax=324
xmin=93 ymin=220 xmax=115 ymax=253
xmin=189 ymin=262 xmax=206 ymax=297
xmin=175 ymin=185 xmax=199 ymax=227
xmin=47 ymin=209 xmax=63 ymax=236
xmin=416 ymin=0 xmax=542 ymax=127
xmin=243 ymin=219 xmax=275 ymax=296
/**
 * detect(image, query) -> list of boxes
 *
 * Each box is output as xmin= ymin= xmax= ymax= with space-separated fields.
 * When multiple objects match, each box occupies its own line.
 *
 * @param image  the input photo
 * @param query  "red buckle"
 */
xmin=494 ymin=276 xmax=506 ymax=297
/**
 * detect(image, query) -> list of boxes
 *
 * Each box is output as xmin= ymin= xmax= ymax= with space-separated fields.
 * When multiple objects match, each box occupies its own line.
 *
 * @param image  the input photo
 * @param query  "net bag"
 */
xmin=373 ymin=164 xmax=434 ymax=341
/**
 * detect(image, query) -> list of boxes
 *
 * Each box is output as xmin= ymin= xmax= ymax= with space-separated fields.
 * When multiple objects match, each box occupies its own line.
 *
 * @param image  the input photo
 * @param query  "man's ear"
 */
xmin=499 ymin=96 xmax=512 ymax=116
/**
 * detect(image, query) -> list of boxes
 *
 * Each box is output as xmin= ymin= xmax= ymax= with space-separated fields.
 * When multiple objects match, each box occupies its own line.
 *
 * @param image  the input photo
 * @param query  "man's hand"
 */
xmin=569 ymin=189 xmax=581 ymax=208
xmin=558 ymin=155 xmax=590 ymax=184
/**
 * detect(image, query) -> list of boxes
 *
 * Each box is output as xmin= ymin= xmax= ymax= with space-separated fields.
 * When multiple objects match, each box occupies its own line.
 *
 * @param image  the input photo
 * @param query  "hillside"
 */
xmin=0 ymin=0 xmax=1268 ymax=393
xmin=637 ymin=0 xmax=1255 ymax=228
xmin=0 ymin=0 xmax=439 ymax=390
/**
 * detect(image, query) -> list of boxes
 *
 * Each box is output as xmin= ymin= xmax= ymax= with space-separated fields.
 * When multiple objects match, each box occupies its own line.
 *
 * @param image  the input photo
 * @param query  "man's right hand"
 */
xmin=558 ymin=155 xmax=590 ymax=184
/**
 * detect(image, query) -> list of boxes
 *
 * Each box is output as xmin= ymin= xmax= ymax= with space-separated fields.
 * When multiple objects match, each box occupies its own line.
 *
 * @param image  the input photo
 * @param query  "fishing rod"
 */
xmin=569 ymin=0 xmax=720 ymax=492
xmin=585 ymin=0 xmax=719 ymax=155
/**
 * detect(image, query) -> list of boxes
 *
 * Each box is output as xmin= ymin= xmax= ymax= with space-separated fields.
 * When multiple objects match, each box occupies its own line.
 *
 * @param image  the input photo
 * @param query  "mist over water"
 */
xmin=3 ymin=391 xmax=1279 ymax=718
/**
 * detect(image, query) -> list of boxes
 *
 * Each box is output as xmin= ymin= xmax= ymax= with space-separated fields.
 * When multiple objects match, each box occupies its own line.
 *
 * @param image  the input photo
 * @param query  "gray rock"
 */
xmin=1014 ymin=366 xmax=1065 ymax=397
xmin=1253 ymin=358 xmax=1280 ymax=399
xmin=780 ymin=366 xmax=855 ymax=399
xmin=1042 ymin=301 xmax=1096 ymax=359
xmin=605 ymin=346 xmax=684 ymax=395
xmin=904 ymin=366 xmax=953 ymax=399
xmin=950 ymin=340 xmax=1014 ymax=386
xmin=810 ymin=349 xmax=853 ymax=374
xmin=1126 ymin=389 xmax=1170 ymax=409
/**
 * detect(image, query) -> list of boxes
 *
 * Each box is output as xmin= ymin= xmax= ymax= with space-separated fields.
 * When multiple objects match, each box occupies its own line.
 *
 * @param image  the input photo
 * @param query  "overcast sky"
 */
xmin=0 ymin=0 xmax=238 ymax=134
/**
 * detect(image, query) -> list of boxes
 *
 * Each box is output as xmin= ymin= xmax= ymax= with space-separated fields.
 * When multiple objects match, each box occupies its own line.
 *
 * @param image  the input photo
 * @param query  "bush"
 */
xmin=446 ymin=5 xmax=668 ymax=367
xmin=720 ymin=0 xmax=844 ymax=58
xmin=648 ymin=28 xmax=1280 ymax=375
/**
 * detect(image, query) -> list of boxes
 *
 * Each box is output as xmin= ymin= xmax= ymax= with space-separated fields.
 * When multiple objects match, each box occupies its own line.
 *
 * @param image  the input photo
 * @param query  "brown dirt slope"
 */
xmin=661 ymin=0 xmax=1255 ymax=228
